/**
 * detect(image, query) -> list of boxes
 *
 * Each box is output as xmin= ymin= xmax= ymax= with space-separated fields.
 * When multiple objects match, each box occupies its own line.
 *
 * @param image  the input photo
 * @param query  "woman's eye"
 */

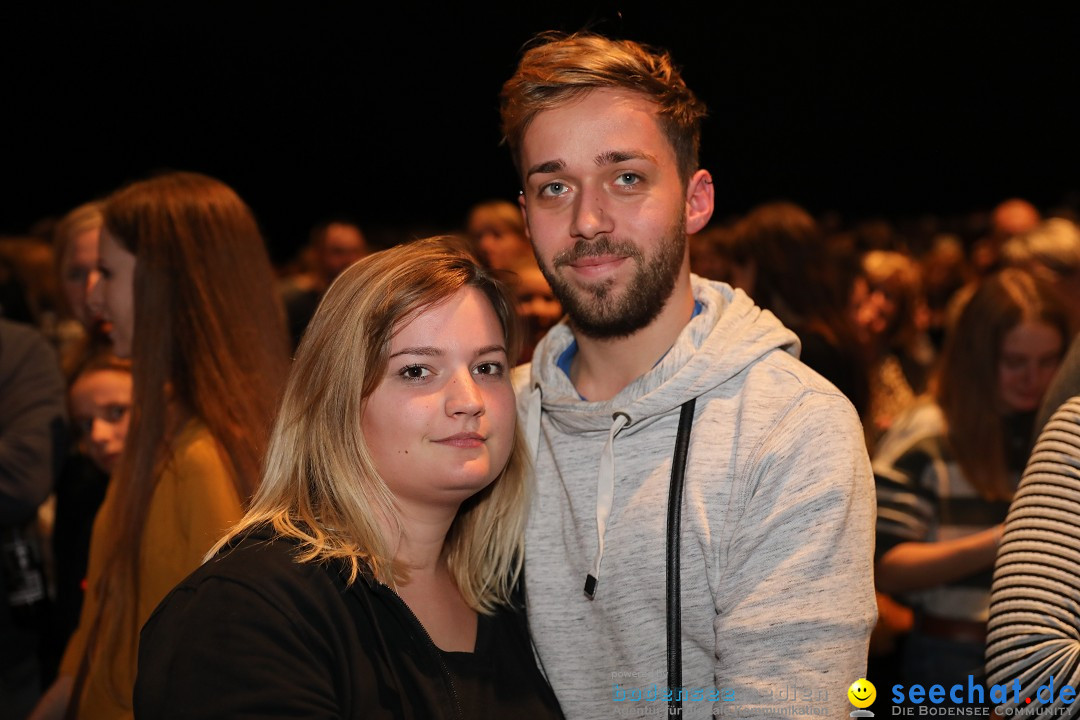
xmin=399 ymin=365 xmax=431 ymax=381
xmin=474 ymin=362 xmax=504 ymax=377
xmin=104 ymin=404 xmax=130 ymax=422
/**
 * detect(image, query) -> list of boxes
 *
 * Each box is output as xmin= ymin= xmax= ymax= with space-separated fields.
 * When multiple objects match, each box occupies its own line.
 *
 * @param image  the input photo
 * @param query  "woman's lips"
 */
xmin=433 ymin=432 xmax=485 ymax=449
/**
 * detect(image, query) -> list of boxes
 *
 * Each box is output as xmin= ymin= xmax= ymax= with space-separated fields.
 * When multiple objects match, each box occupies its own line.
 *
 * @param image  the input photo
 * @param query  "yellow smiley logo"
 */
xmin=848 ymin=678 xmax=876 ymax=708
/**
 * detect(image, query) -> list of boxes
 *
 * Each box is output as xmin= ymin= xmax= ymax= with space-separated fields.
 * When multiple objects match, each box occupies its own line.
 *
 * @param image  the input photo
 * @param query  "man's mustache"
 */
xmin=552 ymin=236 xmax=643 ymax=268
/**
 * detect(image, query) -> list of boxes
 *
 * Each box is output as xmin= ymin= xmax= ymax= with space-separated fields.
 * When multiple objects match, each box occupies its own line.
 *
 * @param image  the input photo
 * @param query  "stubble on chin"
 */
xmin=540 ymin=226 xmax=686 ymax=340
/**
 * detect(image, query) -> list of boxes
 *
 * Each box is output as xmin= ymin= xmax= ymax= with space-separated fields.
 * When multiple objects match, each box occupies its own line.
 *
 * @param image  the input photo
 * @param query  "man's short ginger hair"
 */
xmin=500 ymin=32 xmax=707 ymax=185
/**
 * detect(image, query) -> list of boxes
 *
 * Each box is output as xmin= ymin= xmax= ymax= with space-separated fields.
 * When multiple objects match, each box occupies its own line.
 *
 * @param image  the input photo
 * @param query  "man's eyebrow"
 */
xmin=525 ymin=160 xmax=565 ymax=179
xmin=596 ymin=150 xmax=657 ymax=166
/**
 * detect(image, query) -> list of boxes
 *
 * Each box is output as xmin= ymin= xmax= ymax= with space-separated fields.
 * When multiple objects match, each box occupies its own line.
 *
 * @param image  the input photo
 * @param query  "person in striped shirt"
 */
xmin=986 ymin=394 xmax=1080 ymax=718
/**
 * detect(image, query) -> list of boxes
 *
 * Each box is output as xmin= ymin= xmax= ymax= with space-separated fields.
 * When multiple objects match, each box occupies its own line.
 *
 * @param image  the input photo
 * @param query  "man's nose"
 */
xmin=570 ymin=190 xmax=614 ymax=240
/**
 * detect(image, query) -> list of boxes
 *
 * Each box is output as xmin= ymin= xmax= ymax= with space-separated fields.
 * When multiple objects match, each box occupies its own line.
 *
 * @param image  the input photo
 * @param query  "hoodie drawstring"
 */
xmin=526 ymin=384 xmax=543 ymax=466
xmin=585 ymin=411 xmax=629 ymax=599
xmin=526 ymin=381 xmax=630 ymax=600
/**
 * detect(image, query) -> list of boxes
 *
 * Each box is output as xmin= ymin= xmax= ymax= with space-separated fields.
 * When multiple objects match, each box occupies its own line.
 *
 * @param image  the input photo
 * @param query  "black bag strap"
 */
xmin=666 ymin=398 xmax=696 ymax=717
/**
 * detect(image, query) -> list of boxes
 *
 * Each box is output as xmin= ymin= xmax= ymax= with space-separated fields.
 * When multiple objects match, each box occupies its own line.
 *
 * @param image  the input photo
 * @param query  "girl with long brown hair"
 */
xmin=30 ymin=171 xmax=290 ymax=719
xmin=874 ymin=268 xmax=1072 ymax=691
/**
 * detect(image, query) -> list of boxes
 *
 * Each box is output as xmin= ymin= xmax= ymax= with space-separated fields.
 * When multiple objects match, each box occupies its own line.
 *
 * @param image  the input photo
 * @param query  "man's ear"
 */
xmin=517 ymin=192 xmax=531 ymax=239
xmin=684 ymin=169 xmax=715 ymax=235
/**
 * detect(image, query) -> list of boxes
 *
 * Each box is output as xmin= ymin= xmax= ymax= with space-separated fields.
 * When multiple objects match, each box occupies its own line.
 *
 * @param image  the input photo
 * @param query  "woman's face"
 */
xmin=852 ymin=276 xmax=899 ymax=343
xmin=60 ymin=227 xmax=101 ymax=327
xmin=469 ymin=217 xmax=531 ymax=271
xmin=997 ymin=319 xmax=1063 ymax=413
xmin=88 ymin=228 xmax=136 ymax=357
xmin=515 ymin=266 xmax=563 ymax=332
xmin=70 ymin=369 xmax=132 ymax=474
xmin=361 ymin=286 xmax=516 ymax=512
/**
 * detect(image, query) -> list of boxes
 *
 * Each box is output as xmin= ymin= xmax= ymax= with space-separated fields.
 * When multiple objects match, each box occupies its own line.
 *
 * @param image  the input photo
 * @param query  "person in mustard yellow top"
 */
xmin=28 ymin=172 xmax=290 ymax=720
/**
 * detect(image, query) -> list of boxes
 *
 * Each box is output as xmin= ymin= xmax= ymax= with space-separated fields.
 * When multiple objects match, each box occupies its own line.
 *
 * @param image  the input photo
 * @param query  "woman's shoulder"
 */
xmin=147 ymin=530 xmax=355 ymax=635
xmin=136 ymin=531 xmax=369 ymax=719
xmin=873 ymin=399 xmax=946 ymax=464
xmin=142 ymin=418 xmax=245 ymax=556
xmin=188 ymin=531 xmax=340 ymax=594
xmin=162 ymin=418 xmax=232 ymax=481
xmin=152 ymin=418 xmax=245 ymax=520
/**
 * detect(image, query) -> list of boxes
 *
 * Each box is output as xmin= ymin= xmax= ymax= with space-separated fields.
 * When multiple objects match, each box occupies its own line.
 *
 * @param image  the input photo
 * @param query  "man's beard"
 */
xmin=538 ymin=221 xmax=687 ymax=340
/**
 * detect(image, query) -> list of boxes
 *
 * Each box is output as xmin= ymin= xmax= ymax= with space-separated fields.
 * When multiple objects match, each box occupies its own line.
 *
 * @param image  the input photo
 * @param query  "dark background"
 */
xmin=3 ymin=2 xmax=1077 ymax=261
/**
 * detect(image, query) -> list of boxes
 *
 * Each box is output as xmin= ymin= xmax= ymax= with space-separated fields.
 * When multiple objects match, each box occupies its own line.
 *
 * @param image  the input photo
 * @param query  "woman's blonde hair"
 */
xmin=217 ymin=236 xmax=528 ymax=613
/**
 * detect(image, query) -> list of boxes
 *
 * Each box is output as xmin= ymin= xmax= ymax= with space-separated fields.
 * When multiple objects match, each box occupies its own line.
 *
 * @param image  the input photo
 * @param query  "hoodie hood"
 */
xmin=525 ymin=276 xmax=801 ymax=435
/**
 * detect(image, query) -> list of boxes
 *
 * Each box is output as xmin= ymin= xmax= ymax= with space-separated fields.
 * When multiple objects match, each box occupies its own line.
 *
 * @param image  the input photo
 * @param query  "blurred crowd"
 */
xmin=2 ymin=177 xmax=1079 ymax=716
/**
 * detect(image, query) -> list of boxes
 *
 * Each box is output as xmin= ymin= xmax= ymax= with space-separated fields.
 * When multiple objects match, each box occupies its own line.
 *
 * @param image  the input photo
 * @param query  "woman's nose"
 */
xmin=445 ymin=370 xmax=484 ymax=417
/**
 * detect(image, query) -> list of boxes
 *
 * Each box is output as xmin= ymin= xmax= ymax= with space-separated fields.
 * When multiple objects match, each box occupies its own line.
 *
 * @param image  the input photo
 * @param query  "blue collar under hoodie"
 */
xmin=518 ymin=276 xmax=801 ymax=594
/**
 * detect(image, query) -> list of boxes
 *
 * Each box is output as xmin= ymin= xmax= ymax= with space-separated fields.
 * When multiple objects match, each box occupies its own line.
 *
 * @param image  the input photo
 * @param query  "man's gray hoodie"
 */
xmin=514 ymin=277 xmax=876 ymax=719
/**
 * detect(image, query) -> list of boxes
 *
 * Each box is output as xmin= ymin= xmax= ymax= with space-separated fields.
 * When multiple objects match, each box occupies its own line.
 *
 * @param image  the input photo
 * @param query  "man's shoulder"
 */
xmin=701 ymin=343 xmax=856 ymax=419
xmin=756 ymin=343 xmax=849 ymax=396
xmin=0 ymin=318 xmax=61 ymax=382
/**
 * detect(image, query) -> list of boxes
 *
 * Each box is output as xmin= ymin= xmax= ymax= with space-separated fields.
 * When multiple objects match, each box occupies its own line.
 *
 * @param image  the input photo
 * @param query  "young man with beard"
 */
xmin=501 ymin=33 xmax=876 ymax=719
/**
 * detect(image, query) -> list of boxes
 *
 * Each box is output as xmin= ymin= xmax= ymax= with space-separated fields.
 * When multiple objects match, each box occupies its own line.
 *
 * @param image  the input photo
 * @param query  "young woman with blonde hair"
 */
xmin=31 ymin=171 xmax=290 ymax=719
xmin=134 ymin=237 xmax=563 ymax=719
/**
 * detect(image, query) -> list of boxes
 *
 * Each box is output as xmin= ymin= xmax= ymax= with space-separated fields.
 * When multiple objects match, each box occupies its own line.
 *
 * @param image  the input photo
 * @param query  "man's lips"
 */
xmin=433 ymin=432 xmax=485 ymax=448
xmin=567 ymin=254 xmax=628 ymax=277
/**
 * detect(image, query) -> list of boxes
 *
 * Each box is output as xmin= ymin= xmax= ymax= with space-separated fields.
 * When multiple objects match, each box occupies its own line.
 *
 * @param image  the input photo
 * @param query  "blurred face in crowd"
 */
xmin=997 ymin=319 xmax=1063 ymax=413
xmin=515 ymin=265 xmax=562 ymax=329
xmin=61 ymin=226 xmax=101 ymax=327
xmin=70 ymin=369 xmax=132 ymax=473
xmin=513 ymin=264 xmax=562 ymax=354
xmin=319 ymin=223 xmax=367 ymax=283
xmin=89 ymin=228 xmax=136 ymax=357
xmin=361 ymin=287 xmax=516 ymax=512
xmin=469 ymin=217 xmax=531 ymax=271
xmin=851 ymin=276 xmax=900 ymax=343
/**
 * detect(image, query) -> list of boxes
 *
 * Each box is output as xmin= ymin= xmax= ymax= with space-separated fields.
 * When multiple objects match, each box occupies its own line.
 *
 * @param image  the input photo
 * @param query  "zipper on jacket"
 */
xmin=374 ymin=582 xmax=464 ymax=720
